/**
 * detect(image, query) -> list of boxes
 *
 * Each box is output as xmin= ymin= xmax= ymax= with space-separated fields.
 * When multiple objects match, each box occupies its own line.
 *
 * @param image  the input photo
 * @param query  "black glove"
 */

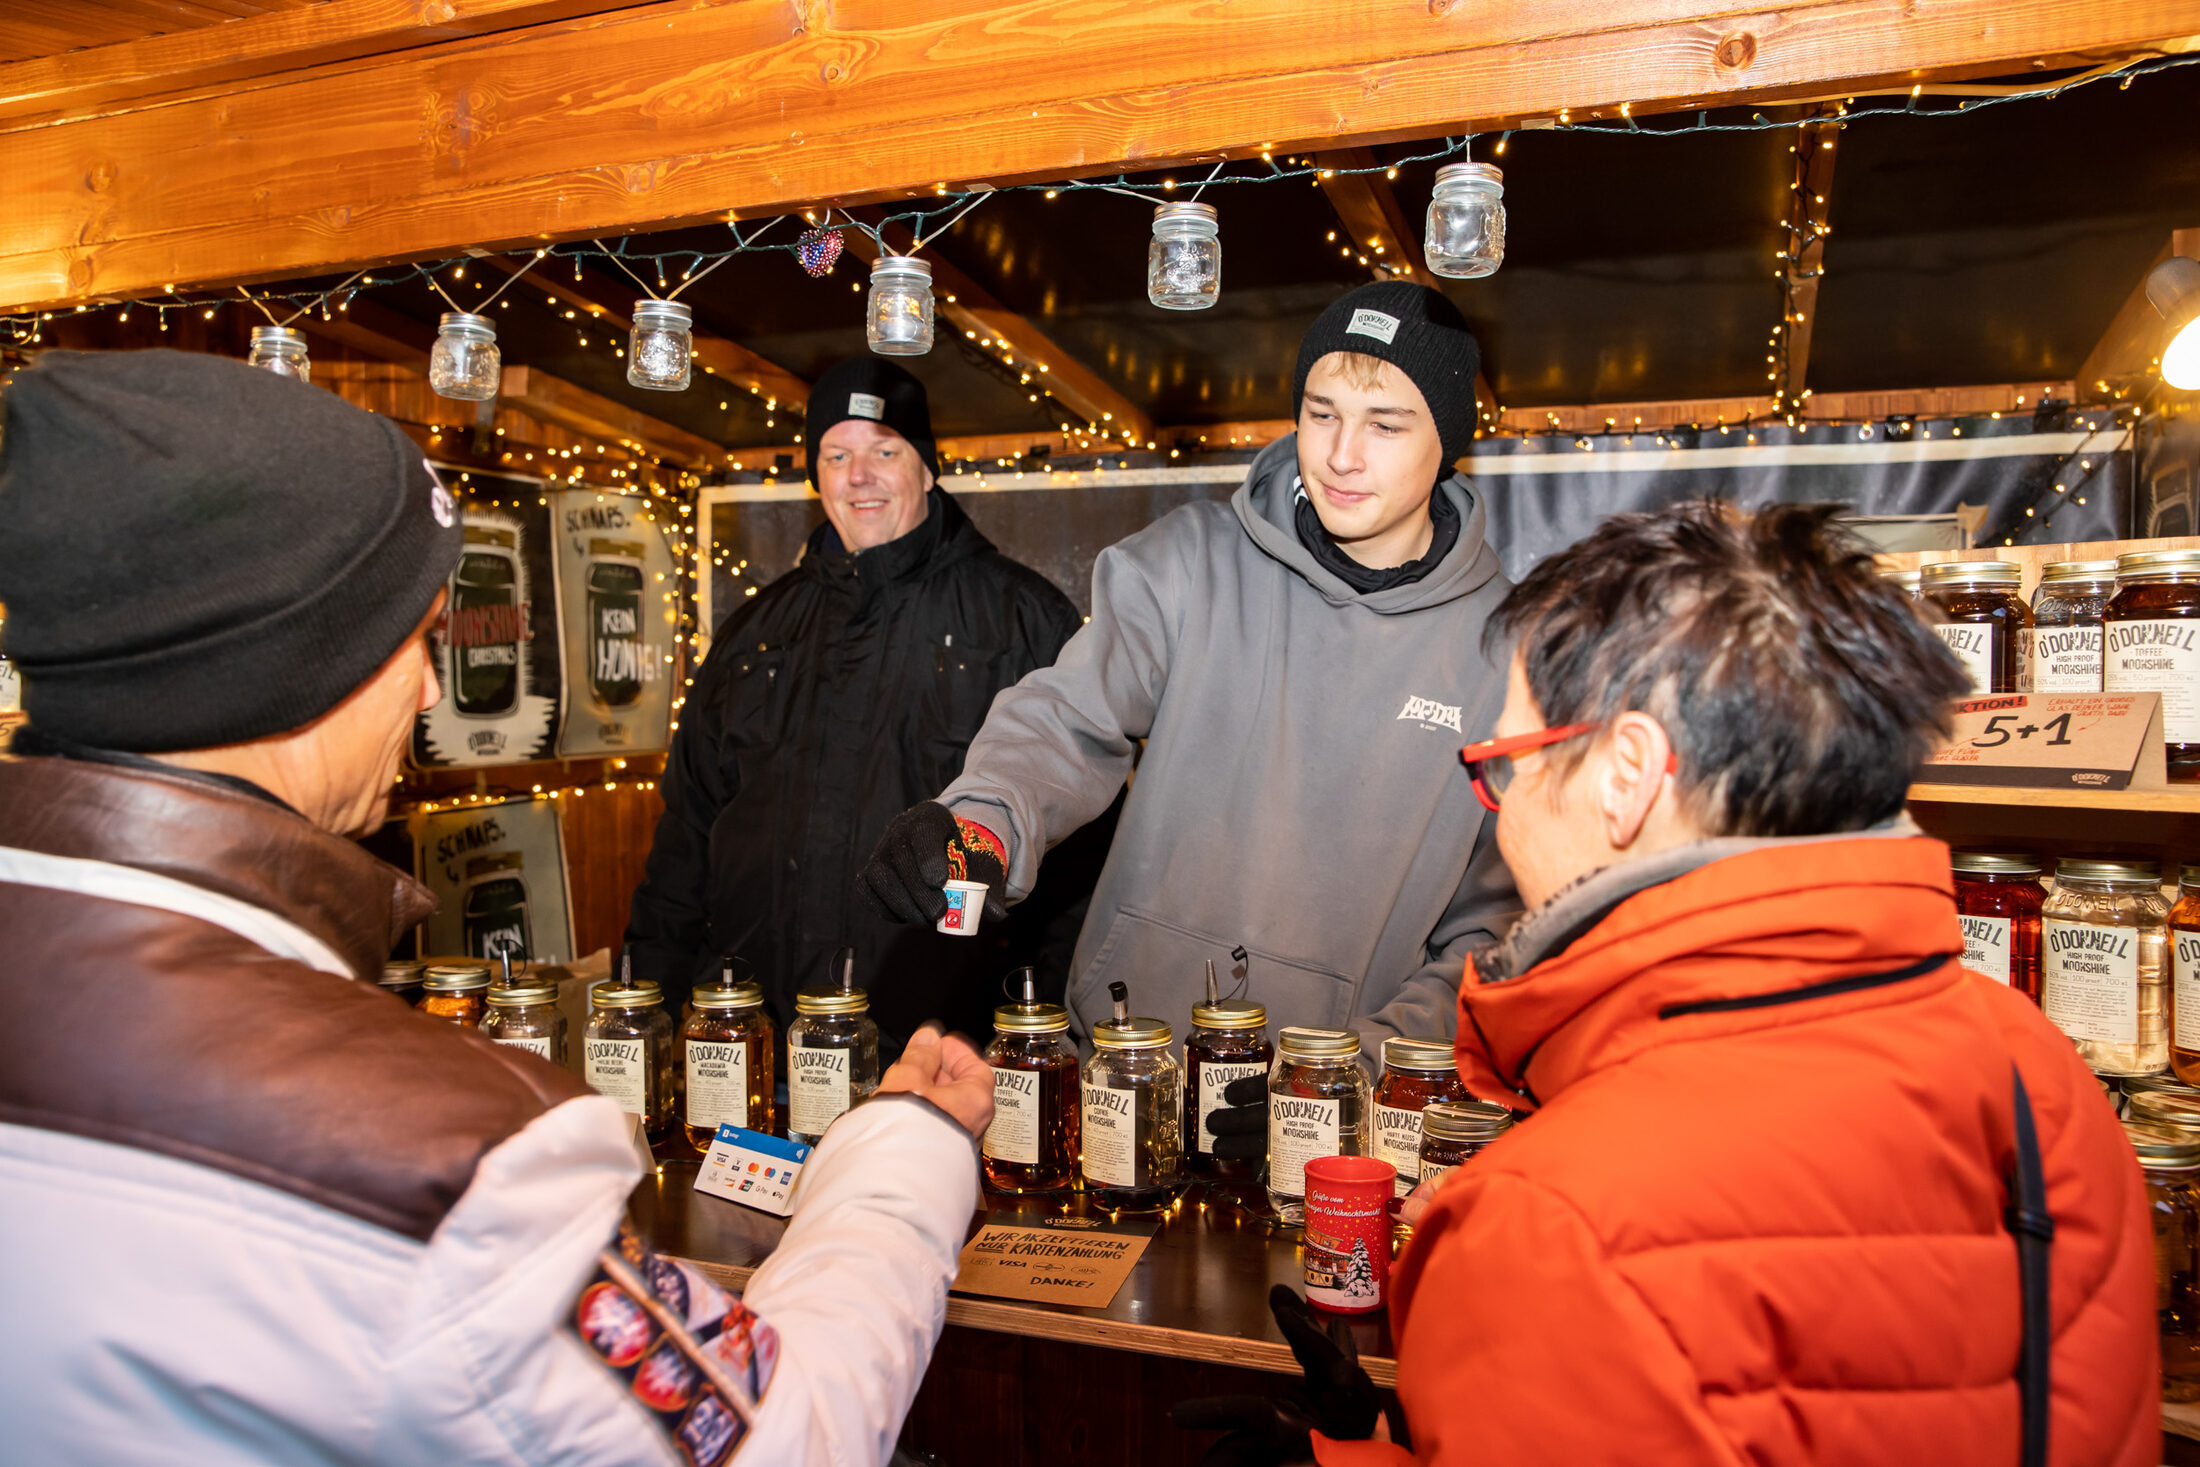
xmin=1171 ymin=1285 xmax=1395 ymax=1466
xmin=1204 ymin=1071 xmax=1271 ymax=1162
xmin=858 ymin=800 xmax=1010 ymax=925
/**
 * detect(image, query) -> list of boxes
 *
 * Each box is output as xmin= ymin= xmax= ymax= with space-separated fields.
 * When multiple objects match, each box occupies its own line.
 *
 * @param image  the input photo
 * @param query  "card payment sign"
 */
xmin=694 ymin=1125 xmax=812 ymax=1216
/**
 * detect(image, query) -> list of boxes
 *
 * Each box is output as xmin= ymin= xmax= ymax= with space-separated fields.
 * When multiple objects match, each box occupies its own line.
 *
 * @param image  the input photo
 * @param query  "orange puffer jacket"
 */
xmin=1317 ymin=832 xmax=2156 ymax=1467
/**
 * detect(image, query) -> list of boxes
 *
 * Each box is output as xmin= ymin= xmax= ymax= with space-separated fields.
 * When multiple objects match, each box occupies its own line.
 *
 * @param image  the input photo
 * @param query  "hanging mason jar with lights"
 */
xmin=866 ymin=256 xmax=935 ymax=356
xmin=247 ymin=325 xmax=310 ymax=383
xmin=1424 ymin=163 xmax=1506 ymax=279
xmin=1148 ymin=202 xmax=1221 ymax=310
xmin=429 ymin=312 xmax=501 ymax=401
xmin=628 ymin=300 xmax=695 ymax=391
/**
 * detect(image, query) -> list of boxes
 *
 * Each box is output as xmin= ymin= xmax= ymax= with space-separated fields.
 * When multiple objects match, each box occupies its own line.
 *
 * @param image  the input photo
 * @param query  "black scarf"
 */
xmin=1293 ymin=480 xmax=1461 ymax=595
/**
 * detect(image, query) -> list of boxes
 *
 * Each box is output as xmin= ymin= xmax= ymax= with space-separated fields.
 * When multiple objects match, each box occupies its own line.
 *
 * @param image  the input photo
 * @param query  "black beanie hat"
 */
xmin=803 ymin=358 xmax=939 ymax=486
xmin=1292 ymin=282 xmax=1481 ymax=463
xmin=0 ymin=349 xmax=462 ymax=752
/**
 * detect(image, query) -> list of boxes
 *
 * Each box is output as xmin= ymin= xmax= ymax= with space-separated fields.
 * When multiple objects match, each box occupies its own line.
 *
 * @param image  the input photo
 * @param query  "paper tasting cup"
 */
xmin=937 ymin=880 xmax=988 ymax=936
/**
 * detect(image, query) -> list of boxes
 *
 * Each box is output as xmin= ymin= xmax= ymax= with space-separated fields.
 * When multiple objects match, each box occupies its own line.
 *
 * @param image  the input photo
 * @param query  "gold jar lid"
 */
xmin=1092 ymin=1014 xmax=1173 ymax=1049
xmin=1381 ymin=1036 xmax=1458 ymax=1072
xmin=2125 ymin=1072 xmax=2200 ymax=1099
xmin=422 ymin=962 xmax=491 ymax=993
xmin=2116 ymin=549 xmax=2200 ymax=584
xmin=591 ymin=978 xmax=665 ymax=1009
xmin=794 ymin=989 xmax=869 ymax=1016
xmin=2054 ymin=857 xmax=2160 ymax=886
xmin=1878 ymin=566 xmax=1921 ymax=590
xmin=692 ymin=981 xmax=765 ymax=1011
xmin=1950 ymin=850 xmax=2042 ymax=877
xmin=488 ymin=981 xmax=560 ymax=1007
xmin=1422 ymin=1098 xmax=1514 ymax=1143
xmin=1277 ymin=1025 xmax=1361 ymax=1060
xmin=2130 ymin=1089 xmax=2200 ymax=1132
xmin=1920 ymin=559 xmax=2020 ymax=589
xmin=994 ymin=1000 xmax=1070 ymax=1034
xmin=1191 ymin=998 xmax=1268 ymax=1030
xmin=2039 ymin=559 xmax=2120 ymax=585
xmin=2124 ymin=1118 xmax=2200 ymax=1168
xmin=379 ymin=960 xmax=425 ymax=986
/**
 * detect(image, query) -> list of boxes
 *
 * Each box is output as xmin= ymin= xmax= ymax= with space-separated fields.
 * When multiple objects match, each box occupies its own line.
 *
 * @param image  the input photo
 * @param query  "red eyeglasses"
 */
xmin=1459 ymin=722 xmax=1677 ymax=813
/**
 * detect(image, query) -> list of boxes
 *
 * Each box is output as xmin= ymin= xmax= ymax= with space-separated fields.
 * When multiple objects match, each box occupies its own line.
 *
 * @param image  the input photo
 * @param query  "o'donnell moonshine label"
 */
xmin=2043 ymin=918 xmax=2139 ymax=1045
xmin=1082 ymin=1082 xmax=1136 ymax=1188
xmin=986 ymin=1067 xmax=1040 ymax=1165
xmin=1194 ymin=1062 xmax=1266 ymax=1155
xmin=685 ymin=1041 xmax=748 ymax=1132
xmin=1268 ymin=1094 xmax=1341 ymax=1199
xmin=1374 ymin=1104 xmax=1428 ymax=1196
xmin=585 ymin=1037 xmax=647 ymax=1115
xmin=1960 ymin=914 xmax=2013 ymax=985
xmin=1934 ymin=623 xmax=1996 ymax=694
xmin=494 ymin=1035 xmax=554 ymax=1060
xmin=2177 ymin=930 xmax=2200 ymax=1053
xmin=2105 ymin=619 xmax=2200 ymax=742
xmin=2032 ymin=624 xmax=2104 ymax=692
xmin=788 ymin=1037 xmax=851 ymax=1137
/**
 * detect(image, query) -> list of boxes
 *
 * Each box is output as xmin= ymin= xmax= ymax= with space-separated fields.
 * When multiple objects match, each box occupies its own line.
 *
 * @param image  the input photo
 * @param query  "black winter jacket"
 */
xmin=624 ymin=490 xmax=1095 ymax=1041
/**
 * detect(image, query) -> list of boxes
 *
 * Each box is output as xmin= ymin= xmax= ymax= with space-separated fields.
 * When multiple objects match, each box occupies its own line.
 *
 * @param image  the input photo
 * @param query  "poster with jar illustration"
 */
xmin=550 ymin=488 xmax=677 ymax=757
xmin=416 ymin=797 xmax=576 ymax=965
xmin=411 ymin=497 xmax=563 ymax=767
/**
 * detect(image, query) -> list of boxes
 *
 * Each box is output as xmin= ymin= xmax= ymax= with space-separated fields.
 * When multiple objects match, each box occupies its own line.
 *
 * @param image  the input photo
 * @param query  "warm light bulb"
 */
xmin=2166 ymin=317 xmax=2200 ymax=391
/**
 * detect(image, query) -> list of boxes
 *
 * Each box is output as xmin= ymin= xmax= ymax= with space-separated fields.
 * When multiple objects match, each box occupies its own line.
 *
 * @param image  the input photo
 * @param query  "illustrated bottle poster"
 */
xmin=552 ymin=488 xmax=677 ymax=757
xmin=417 ymin=798 xmax=575 ymax=965
xmin=412 ymin=501 xmax=563 ymax=768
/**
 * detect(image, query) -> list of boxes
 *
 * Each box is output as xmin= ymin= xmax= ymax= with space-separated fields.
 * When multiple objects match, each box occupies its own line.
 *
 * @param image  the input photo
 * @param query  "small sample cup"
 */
xmin=937 ymin=880 xmax=988 ymax=936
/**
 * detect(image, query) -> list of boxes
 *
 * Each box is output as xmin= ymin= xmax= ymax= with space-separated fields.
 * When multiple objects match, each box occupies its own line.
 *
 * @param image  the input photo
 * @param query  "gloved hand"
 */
xmin=858 ymin=800 xmax=1010 ymax=925
xmin=1203 ymin=1071 xmax=1271 ymax=1162
xmin=1170 ymin=1285 xmax=1397 ymax=1466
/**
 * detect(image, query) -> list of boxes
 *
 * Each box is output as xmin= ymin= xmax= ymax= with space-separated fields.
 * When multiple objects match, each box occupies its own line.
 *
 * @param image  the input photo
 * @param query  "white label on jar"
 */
xmin=685 ymin=1040 xmax=749 ymax=1132
xmin=2105 ymin=619 xmax=2200 ymax=742
xmin=1934 ymin=623 xmax=1995 ymax=693
xmin=1374 ymin=1104 xmax=1426 ymax=1196
xmin=1268 ymin=1094 xmax=1341 ymax=1200
xmin=585 ymin=1037 xmax=647 ymax=1115
xmin=1417 ymin=1159 xmax=1455 ymax=1190
xmin=1082 ymin=1081 xmax=1136 ymax=1188
xmin=1194 ymin=1061 xmax=1267 ymax=1154
xmin=986 ymin=1067 xmax=1040 ymax=1165
xmin=2032 ymin=624 xmax=2103 ymax=692
xmin=788 ymin=1037 xmax=851 ymax=1137
xmin=1959 ymin=914 xmax=2013 ymax=985
xmin=2043 ymin=918 xmax=2139 ymax=1045
xmin=2177 ymin=932 xmax=2200 ymax=1053
xmin=495 ymin=1035 xmax=553 ymax=1059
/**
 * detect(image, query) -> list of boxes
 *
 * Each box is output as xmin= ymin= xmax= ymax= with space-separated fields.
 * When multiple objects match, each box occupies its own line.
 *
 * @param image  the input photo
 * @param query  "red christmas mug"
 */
xmin=1303 ymin=1154 xmax=1396 ymax=1314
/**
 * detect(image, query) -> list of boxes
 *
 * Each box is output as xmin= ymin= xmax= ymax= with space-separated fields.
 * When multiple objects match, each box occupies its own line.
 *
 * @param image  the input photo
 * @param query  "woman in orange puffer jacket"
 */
xmin=1317 ymin=504 xmax=2157 ymax=1467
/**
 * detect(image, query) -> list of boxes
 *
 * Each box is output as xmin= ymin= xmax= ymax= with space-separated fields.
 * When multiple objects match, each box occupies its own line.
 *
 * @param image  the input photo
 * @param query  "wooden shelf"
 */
xmin=1910 ymin=783 xmax=2200 ymax=814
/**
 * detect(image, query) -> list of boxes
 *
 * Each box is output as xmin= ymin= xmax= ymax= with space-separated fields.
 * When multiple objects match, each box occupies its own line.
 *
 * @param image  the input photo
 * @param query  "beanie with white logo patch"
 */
xmin=1291 ymin=281 xmax=1481 ymax=463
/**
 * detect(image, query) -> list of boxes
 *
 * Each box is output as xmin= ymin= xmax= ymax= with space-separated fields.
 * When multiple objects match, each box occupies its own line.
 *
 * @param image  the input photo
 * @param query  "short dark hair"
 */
xmin=1488 ymin=501 xmax=1970 ymax=838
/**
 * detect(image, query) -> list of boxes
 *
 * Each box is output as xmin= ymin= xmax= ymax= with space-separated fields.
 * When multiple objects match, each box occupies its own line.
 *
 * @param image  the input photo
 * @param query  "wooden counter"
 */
xmin=630 ymin=1159 xmax=1398 ymax=1387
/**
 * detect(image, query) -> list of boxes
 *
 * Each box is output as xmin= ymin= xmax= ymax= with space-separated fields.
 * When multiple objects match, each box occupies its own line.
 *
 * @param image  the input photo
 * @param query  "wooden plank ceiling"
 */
xmin=0 ymin=0 xmax=319 ymax=65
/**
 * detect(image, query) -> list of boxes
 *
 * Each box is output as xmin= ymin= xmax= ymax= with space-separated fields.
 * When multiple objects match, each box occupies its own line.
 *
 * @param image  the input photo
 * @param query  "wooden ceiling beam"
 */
xmin=1314 ymin=148 xmax=1425 ymax=282
xmin=1495 ymin=381 xmax=2075 ymax=433
xmin=2076 ymin=226 xmax=2200 ymax=403
xmin=496 ymin=364 xmax=727 ymax=466
xmin=9 ymin=0 xmax=2200 ymax=312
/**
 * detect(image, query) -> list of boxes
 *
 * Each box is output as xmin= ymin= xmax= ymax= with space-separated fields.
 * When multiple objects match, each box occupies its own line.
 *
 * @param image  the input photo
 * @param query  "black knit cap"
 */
xmin=0 ymin=349 xmax=462 ymax=752
xmin=1292 ymin=282 xmax=1482 ymax=463
xmin=803 ymin=358 xmax=939 ymax=486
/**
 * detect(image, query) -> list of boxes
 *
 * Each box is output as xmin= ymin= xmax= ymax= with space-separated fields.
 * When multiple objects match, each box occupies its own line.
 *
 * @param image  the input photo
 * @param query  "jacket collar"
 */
xmin=1457 ymin=820 xmax=1962 ymax=1110
xmin=0 ymin=752 xmax=435 ymax=980
xmin=804 ymin=488 xmax=990 ymax=604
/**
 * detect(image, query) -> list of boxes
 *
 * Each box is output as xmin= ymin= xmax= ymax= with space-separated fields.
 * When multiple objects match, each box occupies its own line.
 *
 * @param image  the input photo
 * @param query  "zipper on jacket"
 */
xmin=1657 ymin=952 xmax=1950 ymax=1021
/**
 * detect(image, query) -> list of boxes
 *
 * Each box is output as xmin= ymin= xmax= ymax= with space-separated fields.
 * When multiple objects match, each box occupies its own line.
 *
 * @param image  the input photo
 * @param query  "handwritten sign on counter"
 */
xmin=951 ymin=1214 xmax=1156 ymax=1307
xmin=1923 ymin=692 xmax=2165 ymax=790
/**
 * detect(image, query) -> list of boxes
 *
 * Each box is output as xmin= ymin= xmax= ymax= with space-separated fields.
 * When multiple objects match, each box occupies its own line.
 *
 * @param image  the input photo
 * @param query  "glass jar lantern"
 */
xmin=1268 ymin=1026 xmax=1371 ymax=1223
xmin=1424 ymin=163 xmax=1506 ymax=279
xmin=866 ymin=256 xmax=935 ymax=356
xmin=429 ymin=311 xmax=501 ymax=402
xmin=482 ymin=978 xmax=567 ymax=1065
xmin=247 ymin=325 xmax=310 ymax=383
xmin=627 ymin=299 xmax=695 ymax=391
xmin=1148 ymin=201 xmax=1221 ymax=310
xmin=2042 ymin=857 xmax=2170 ymax=1076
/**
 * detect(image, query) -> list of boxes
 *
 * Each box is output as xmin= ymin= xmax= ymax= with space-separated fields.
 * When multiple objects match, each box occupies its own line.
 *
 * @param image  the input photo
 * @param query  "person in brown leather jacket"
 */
xmin=0 ymin=350 xmax=993 ymax=1467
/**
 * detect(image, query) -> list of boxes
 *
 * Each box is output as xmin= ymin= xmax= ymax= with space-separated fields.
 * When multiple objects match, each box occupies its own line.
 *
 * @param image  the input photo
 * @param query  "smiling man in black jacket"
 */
xmin=623 ymin=359 xmax=1087 ymax=1041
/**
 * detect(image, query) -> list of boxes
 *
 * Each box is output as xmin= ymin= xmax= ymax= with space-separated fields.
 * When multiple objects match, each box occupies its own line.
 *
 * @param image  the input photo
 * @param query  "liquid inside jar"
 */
xmin=1372 ymin=1037 xmax=1470 ymax=1203
xmin=482 ymin=981 xmax=566 ymax=1066
xmin=2172 ymin=868 xmax=2200 ymax=1089
xmin=2042 ymin=860 xmax=2169 ymax=1077
xmin=683 ymin=980 xmax=775 ymax=1151
xmin=2128 ymin=1120 xmax=2200 ymax=1402
xmin=1922 ymin=561 xmax=2029 ymax=695
xmin=420 ymin=963 xmax=490 ymax=1028
xmin=1417 ymin=1099 xmax=1515 ymax=1190
xmin=786 ymin=992 xmax=880 ymax=1145
xmin=584 ymin=980 xmax=678 ymax=1137
xmin=2030 ymin=561 xmax=2116 ymax=693
xmin=1185 ymin=998 xmax=1272 ymax=1180
xmin=2105 ymin=551 xmax=2200 ymax=782
xmin=1083 ymin=1013 xmax=1182 ymax=1211
xmin=1268 ymin=1027 xmax=1370 ymax=1224
xmin=984 ymin=999 xmax=1081 ymax=1193
xmin=1950 ymin=852 xmax=2044 ymax=1005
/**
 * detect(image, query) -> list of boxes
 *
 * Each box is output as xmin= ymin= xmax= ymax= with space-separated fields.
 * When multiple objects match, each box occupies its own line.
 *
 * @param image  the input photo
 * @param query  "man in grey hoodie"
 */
xmin=860 ymin=282 xmax=1518 ymax=1062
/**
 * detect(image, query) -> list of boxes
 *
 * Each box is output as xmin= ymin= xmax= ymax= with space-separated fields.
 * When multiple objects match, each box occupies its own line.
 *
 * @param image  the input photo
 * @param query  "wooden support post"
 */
xmin=2076 ymin=227 xmax=2200 ymax=403
xmin=1314 ymin=148 xmax=1425 ymax=282
xmin=1772 ymin=112 xmax=1840 ymax=422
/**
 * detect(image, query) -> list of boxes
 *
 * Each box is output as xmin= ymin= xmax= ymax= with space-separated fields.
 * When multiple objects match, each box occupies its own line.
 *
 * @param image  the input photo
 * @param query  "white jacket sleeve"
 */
xmin=735 ymin=1093 xmax=980 ymax=1467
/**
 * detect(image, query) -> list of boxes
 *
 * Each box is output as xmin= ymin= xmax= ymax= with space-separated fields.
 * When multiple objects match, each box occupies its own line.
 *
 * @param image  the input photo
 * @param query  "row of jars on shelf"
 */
xmin=1885 ymin=551 xmax=2200 ymax=778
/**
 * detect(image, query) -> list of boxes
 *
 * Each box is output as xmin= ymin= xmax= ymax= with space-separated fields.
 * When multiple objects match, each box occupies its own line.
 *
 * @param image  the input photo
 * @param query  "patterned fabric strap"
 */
xmin=946 ymin=817 xmax=1006 ymax=884
xmin=571 ymin=1220 xmax=779 ymax=1464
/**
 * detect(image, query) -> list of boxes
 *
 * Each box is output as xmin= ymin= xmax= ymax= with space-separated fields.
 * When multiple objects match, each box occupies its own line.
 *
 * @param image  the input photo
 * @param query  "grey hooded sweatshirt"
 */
xmin=941 ymin=434 xmax=1520 ymax=1047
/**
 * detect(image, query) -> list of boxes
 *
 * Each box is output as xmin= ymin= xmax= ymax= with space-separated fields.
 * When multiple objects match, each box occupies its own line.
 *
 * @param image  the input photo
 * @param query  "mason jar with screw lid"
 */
xmin=378 ymin=959 xmax=425 ymax=1008
xmin=429 ymin=312 xmax=501 ymax=401
xmin=420 ymin=962 xmax=490 ymax=1028
xmin=483 ymin=978 xmax=567 ymax=1066
xmin=984 ymin=970 xmax=1080 ymax=1193
xmin=1148 ymin=201 xmax=1221 ymax=310
xmin=786 ymin=987 xmax=880 ymax=1145
xmin=1879 ymin=566 xmax=1922 ymax=602
xmin=585 ymin=977 xmax=678 ymax=1136
xmin=1416 ymin=1098 xmax=1514 ymax=1188
xmin=2030 ymin=559 xmax=2118 ymax=692
xmin=2105 ymin=549 xmax=2200 ymax=781
xmin=1083 ymin=1004 xmax=1182 ymax=1211
xmin=1921 ymin=559 xmax=2029 ymax=694
xmin=2126 ymin=1118 xmax=2200 ymax=1400
xmin=1268 ymin=1026 xmax=1370 ymax=1223
xmin=247 ymin=325 xmax=310 ymax=383
xmin=1372 ymin=1037 xmax=1469 ymax=1202
xmin=1185 ymin=995 xmax=1272 ymax=1179
xmin=1950 ymin=851 xmax=2044 ymax=1003
xmin=2043 ymin=857 xmax=2170 ymax=1076
xmin=866 ymin=256 xmax=935 ymax=357
xmin=1423 ymin=163 xmax=1505 ymax=279
xmin=683 ymin=970 xmax=775 ymax=1149
xmin=627 ymin=299 xmax=694 ymax=390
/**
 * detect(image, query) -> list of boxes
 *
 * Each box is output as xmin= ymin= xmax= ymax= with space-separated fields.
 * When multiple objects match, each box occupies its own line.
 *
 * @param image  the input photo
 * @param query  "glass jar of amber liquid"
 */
xmin=378 ymin=960 xmax=425 ymax=1008
xmin=1185 ymin=997 xmax=1272 ymax=1179
xmin=2127 ymin=1119 xmax=2200 ymax=1401
xmin=2106 ymin=550 xmax=2200 ymax=781
xmin=482 ymin=978 xmax=566 ymax=1064
xmin=1416 ymin=1099 xmax=1514 ymax=1188
xmin=585 ymin=978 xmax=678 ymax=1137
xmin=683 ymin=976 xmax=774 ymax=1150
xmin=1083 ymin=1013 xmax=1182 ymax=1211
xmin=420 ymin=962 xmax=490 ymax=1027
xmin=983 ymin=994 xmax=1080 ymax=1193
xmin=1268 ymin=1027 xmax=1370 ymax=1224
xmin=786 ymin=988 xmax=880 ymax=1145
xmin=2043 ymin=858 xmax=2169 ymax=1076
xmin=2174 ymin=866 xmax=2200 ymax=1090
xmin=1921 ymin=559 xmax=2029 ymax=694
xmin=2031 ymin=559 xmax=2117 ymax=692
xmin=1372 ymin=1038 xmax=1469 ymax=1205
xmin=1951 ymin=851 xmax=2044 ymax=1004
